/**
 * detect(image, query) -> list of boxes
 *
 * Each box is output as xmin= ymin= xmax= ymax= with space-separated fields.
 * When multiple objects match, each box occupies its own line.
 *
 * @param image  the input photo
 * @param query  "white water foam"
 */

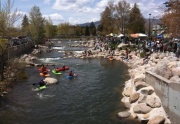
xmin=39 ymin=57 xmax=61 ymax=63
xmin=52 ymin=46 xmax=65 ymax=50
xmin=73 ymin=51 xmax=83 ymax=54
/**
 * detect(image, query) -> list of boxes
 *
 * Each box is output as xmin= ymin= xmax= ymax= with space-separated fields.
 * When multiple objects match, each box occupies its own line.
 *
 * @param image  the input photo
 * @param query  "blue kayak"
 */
xmin=66 ymin=75 xmax=73 ymax=79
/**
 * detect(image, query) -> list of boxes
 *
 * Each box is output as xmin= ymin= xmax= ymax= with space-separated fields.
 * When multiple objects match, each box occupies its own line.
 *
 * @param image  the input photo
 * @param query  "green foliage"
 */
xmin=21 ymin=14 xmax=30 ymax=36
xmin=57 ymin=23 xmax=70 ymax=36
xmin=100 ymin=6 xmax=114 ymax=35
xmin=29 ymin=5 xmax=45 ymax=45
xmin=89 ymin=22 xmax=96 ymax=36
xmin=140 ymin=51 xmax=145 ymax=58
xmin=85 ymin=26 xmax=90 ymax=36
xmin=128 ymin=3 xmax=145 ymax=33
xmin=7 ymin=59 xmax=28 ymax=81
xmin=45 ymin=18 xmax=57 ymax=39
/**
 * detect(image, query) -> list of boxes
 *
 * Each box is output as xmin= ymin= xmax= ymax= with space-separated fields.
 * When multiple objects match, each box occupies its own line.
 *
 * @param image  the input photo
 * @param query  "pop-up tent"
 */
xmin=117 ymin=34 xmax=124 ymax=37
xmin=130 ymin=33 xmax=147 ymax=38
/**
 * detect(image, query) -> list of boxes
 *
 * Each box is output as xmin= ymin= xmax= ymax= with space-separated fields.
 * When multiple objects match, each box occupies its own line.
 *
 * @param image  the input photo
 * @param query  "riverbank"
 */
xmin=66 ymin=40 xmax=172 ymax=123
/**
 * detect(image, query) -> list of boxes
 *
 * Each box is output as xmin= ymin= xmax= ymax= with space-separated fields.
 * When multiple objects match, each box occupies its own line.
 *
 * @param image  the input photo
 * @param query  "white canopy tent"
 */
xmin=117 ymin=34 xmax=124 ymax=37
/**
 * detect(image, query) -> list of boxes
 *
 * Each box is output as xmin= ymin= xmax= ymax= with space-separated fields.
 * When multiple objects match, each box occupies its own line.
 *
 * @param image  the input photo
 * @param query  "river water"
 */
xmin=0 ymin=40 xmax=141 ymax=124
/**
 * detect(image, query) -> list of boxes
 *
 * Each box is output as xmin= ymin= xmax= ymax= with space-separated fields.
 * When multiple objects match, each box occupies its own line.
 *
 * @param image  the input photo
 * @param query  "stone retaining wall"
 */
xmin=145 ymin=71 xmax=180 ymax=124
xmin=6 ymin=41 xmax=34 ymax=60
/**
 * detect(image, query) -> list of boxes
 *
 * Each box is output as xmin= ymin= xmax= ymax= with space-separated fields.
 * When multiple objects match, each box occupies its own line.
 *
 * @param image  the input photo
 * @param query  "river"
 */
xmin=0 ymin=39 xmax=141 ymax=124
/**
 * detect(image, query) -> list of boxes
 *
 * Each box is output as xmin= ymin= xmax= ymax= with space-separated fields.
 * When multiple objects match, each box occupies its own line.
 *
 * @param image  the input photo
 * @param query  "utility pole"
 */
xmin=148 ymin=13 xmax=151 ymax=39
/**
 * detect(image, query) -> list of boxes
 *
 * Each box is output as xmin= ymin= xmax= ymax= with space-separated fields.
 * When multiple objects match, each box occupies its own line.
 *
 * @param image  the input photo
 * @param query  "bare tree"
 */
xmin=0 ymin=0 xmax=22 ymax=81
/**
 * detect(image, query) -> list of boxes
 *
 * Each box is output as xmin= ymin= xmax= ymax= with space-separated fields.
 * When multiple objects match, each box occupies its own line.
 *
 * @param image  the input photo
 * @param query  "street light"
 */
xmin=148 ymin=13 xmax=151 ymax=39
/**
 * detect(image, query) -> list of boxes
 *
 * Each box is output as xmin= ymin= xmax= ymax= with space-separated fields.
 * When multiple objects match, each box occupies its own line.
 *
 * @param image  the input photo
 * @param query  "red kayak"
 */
xmin=56 ymin=66 xmax=69 ymax=71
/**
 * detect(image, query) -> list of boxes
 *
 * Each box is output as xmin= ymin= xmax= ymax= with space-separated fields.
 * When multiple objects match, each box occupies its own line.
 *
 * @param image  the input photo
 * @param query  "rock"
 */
xmin=133 ymin=103 xmax=152 ymax=114
xmin=139 ymin=86 xmax=154 ymax=95
xmin=169 ymin=76 xmax=180 ymax=84
xmin=135 ymin=81 xmax=148 ymax=91
xmin=138 ymin=95 xmax=147 ymax=103
xmin=131 ymin=114 xmax=138 ymax=119
xmin=123 ymin=87 xmax=132 ymax=97
xmin=124 ymin=102 xmax=131 ymax=109
xmin=171 ymin=67 xmax=180 ymax=76
xmin=117 ymin=111 xmax=131 ymax=119
xmin=134 ymin=74 xmax=145 ymax=83
xmin=147 ymin=116 xmax=165 ymax=124
xmin=143 ymin=113 xmax=150 ymax=119
xmin=146 ymin=95 xmax=161 ymax=108
xmin=44 ymin=77 xmax=58 ymax=84
xmin=129 ymin=92 xmax=140 ymax=103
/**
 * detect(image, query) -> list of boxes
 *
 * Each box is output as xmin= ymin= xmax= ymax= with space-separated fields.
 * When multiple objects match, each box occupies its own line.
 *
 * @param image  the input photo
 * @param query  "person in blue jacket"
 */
xmin=38 ymin=79 xmax=46 ymax=87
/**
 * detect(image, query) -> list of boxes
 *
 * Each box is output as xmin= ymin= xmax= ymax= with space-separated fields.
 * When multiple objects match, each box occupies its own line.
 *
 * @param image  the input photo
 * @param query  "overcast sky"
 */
xmin=7 ymin=0 xmax=167 ymax=26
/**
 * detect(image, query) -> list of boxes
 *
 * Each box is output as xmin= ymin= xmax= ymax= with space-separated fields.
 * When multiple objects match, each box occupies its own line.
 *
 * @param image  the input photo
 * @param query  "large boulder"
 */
xmin=171 ymin=67 xmax=180 ymax=76
xmin=133 ymin=103 xmax=152 ymax=114
xmin=146 ymin=95 xmax=161 ymax=108
xmin=135 ymin=81 xmax=148 ymax=91
xmin=138 ymin=86 xmax=154 ymax=95
xmin=129 ymin=92 xmax=140 ymax=103
xmin=147 ymin=116 xmax=165 ymax=124
xmin=169 ymin=76 xmax=180 ymax=84
xmin=44 ymin=77 xmax=58 ymax=84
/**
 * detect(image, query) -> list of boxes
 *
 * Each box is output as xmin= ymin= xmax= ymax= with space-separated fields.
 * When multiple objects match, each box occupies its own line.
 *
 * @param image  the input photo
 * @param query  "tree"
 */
xmin=21 ymin=14 xmax=30 ymax=36
xmin=162 ymin=0 xmax=180 ymax=36
xmin=0 ymin=0 xmax=21 ymax=81
xmin=0 ymin=0 xmax=22 ymax=37
xmin=89 ymin=22 xmax=96 ymax=36
xmin=100 ymin=6 xmax=114 ymax=35
xmin=29 ymin=5 xmax=45 ymax=46
xmin=44 ymin=17 xmax=56 ymax=39
xmin=128 ymin=3 xmax=145 ymax=33
xmin=114 ymin=0 xmax=131 ymax=35
xmin=85 ymin=26 xmax=90 ymax=36
xmin=57 ymin=23 xmax=70 ymax=36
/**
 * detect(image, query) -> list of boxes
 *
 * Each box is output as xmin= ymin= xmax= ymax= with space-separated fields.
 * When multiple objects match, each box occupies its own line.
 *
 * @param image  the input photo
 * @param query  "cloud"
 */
xmin=43 ymin=13 xmax=64 ymax=22
xmin=52 ymin=0 xmax=92 ymax=11
xmin=44 ymin=0 xmax=51 ymax=4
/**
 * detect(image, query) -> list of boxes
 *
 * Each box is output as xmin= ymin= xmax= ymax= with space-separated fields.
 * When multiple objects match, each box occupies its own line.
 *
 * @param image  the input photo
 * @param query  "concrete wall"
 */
xmin=145 ymin=71 xmax=180 ymax=124
xmin=6 ymin=41 xmax=34 ymax=60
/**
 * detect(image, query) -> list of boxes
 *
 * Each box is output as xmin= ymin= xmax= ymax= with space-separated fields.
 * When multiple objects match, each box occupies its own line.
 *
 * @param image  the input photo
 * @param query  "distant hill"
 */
xmin=77 ymin=18 xmax=161 ymax=28
xmin=77 ymin=21 xmax=100 ymax=27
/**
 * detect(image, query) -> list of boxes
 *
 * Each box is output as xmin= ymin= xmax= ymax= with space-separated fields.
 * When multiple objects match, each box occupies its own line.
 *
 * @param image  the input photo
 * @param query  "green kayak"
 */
xmin=38 ymin=85 xmax=46 ymax=90
xmin=52 ymin=69 xmax=62 ymax=75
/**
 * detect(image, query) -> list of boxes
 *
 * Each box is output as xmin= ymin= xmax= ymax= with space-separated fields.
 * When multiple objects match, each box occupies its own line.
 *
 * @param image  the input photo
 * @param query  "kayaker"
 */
xmin=62 ymin=65 xmax=66 ymax=70
xmin=41 ymin=64 xmax=47 ymax=74
xmin=54 ymin=67 xmax=60 ymax=73
xmin=38 ymin=79 xmax=46 ymax=87
xmin=69 ymin=70 xmax=73 ymax=76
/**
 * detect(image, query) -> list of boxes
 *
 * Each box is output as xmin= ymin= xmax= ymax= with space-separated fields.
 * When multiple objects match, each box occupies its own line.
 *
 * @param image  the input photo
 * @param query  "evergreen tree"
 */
xmin=85 ymin=26 xmax=90 ymax=36
xmin=29 ymin=5 xmax=45 ymax=46
xmin=21 ymin=14 xmax=29 ymax=36
xmin=128 ymin=3 xmax=145 ymax=33
xmin=100 ymin=6 xmax=114 ymax=35
xmin=89 ymin=21 xmax=96 ymax=36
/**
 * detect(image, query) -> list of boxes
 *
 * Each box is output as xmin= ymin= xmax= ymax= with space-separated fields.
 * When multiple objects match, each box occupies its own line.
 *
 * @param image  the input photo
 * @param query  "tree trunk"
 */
xmin=0 ymin=55 xmax=5 ymax=81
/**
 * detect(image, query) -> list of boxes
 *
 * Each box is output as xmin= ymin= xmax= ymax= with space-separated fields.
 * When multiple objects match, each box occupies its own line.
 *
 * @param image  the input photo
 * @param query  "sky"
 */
xmin=2 ymin=0 xmax=168 ymax=26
